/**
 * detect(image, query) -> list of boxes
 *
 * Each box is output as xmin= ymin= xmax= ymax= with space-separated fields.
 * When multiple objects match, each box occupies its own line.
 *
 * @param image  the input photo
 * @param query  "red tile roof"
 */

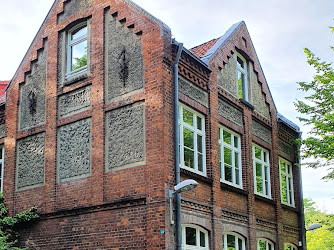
xmin=190 ymin=38 xmax=219 ymax=58
xmin=0 ymin=81 xmax=9 ymax=103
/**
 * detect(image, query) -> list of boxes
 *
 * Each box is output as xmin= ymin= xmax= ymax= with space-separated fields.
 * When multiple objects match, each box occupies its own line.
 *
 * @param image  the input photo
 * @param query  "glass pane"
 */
xmin=183 ymin=109 xmax=193 ymax=126
xmin=197 ymin=135 xmax=203 ymax=153
xmin=71 ymin=40 xmax=87 ymax=71
xmin=227 ymin=234 xmax=236 ymax=248
xmin=257 ymin=177 xmax=263 ymax=193
xmin=256 ymin=163 xmax=262 ymax=177
xmin=234 ymin=136 xmax=239 ymax=148
xmin=72 ymin=26 xmax=87 ymax=40
xmin=280 ymin=161 xmax=286 ymax=172
xmin=235 ymin=152 xmax=239 ymax=169
xmin=197 ymin=116 xmax=202 ymax=130
xmin=268 ymin=243 xmax=272 ymax=250
xmin=225 ymin=165 xmax=232 ymax=182
xmin=289 ymin=190 xmax=293 ymax=204
xmin=237 ymin=56 xmax=244 ymax=69
xmin=223 ymin=130 xmax=232 ymax=144
xmin=264 ymin=166 xmax=269 ymax=181
xmin=237 ymin=71 xmax=243 ymax=99
xmin=200 ymin=231 xmax=205 ymax=247
xmin=288 ymin=165 xmax=291 ymax=174
xmin=184 ymin=148 xmax=194 ymax=169
xmin=224 ymin=148 xmax=232 ymax=165
xmin=198 ymin=154 xmax=203 ymax=172
xmin=0 ymin=148 xmax=3 ymax=159
xmin=263 ymin=151 xmax=267 ymax=162
xmin=281 ymin=175 xmax=287 ymax=202
xmin=258 ymin=240 xmax=266 ymax=250
xmin=183 ymin=128 xmax=194 ymax=149
xmin=255 ymin=147 xmax=261 ymax=159
xmin=185 ymin=227 xmax=196 ymax=246
xmin=238 ymin=238 xmax=243 ymax=250
xmin=265 ymin=180 xmax=269 ymax=195
xmin=235 ymin=165 xmax=240 ymax=185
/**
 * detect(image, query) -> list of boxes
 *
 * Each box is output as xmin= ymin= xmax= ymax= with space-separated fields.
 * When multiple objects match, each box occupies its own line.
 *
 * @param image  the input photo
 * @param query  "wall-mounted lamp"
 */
xmin=306 ymin=223 xmax=322 ymax=231
xmin=169 ymin=179 xmax=198 ymax=224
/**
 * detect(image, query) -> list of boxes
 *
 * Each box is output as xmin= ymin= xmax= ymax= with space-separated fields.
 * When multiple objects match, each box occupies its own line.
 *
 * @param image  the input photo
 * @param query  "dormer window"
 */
xmin=66 ymin=22 xmax=88 ymax=79
xmin=236 ymin=53 xmax=248 ymax=101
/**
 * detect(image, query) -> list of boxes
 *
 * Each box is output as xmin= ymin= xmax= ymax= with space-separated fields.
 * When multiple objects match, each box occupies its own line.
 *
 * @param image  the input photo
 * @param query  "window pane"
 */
xmin=197 ymin=116 xmax=202 ymax=130
xmin=255 ymin=147 xmax=261 ymax=159
xmin=264 ymin=166 xmax=269 ymax=181
xmin=183 ymin=109 xmax=193 ymax=126
xmin=200 ymin=231 xmax=205 ymax=247
xmin=263 ymin=151 xmax=267 ymax=162
xmin=72 ymin=26 xmax=87 ymax=40
xmin=237 ymin=71 xmax=243 ymax=99
xmin=71 ymin=40 xmax=87 ymax=71
xmin=237 ymin=56 xmax=244 ymax=69
xmin=257 ymin=177 xmax=263 ymax=193
xmin=265 ymin=180 xmax=269 ymax=195
xmin=223 ymin=130 xmax=232 ymax=144
xmin=184 ymin=148 xmax=194 ymax=169
xmin=198 ymin=153 xmax=203 ymax=172
xmin=235 ymin=165 xmax=240 ymax=185
xmin=185 ymin=227 xmax=196 ymax=246
xmin=225 ymin=165 xmax=232 ymax=182
xmin=258 ymin=240 xmax=266 ymax=250
xmin=197 ymin=135 xmax=203 ymax=153
xmin=227 ymin=234 xmax=236 ymax=248
xmin=256 ymin=163 xmax=262 ymax=177
xmin=280 ymin=161 xmax=286 ymax=172
xmin=234 ymin=136 xmax=239 ymax=148
xmin=268 ymin=243 xmax=272 ymax=250
xmin=224 ymin=148 xmax=232 ymax=165
xmin=238 ymin=238 xmax=243 ymax=250
xmin=0 ymin=148 xmax=3 ymax=159
xmin=183 ymin=128 xmax=194 ymax=149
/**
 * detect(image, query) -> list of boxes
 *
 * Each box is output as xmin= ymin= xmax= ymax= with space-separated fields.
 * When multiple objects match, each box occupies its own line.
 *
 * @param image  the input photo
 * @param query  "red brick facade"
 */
xmin=2 ymin=0 xmax=303 ymax=249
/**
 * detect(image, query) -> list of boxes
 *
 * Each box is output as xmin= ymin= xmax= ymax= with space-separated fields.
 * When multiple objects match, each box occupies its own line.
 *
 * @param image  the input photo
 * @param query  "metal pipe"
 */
xmin=173 ymin=40 xmax=183 ymax=250
xmin=297 ymin=132 xmax=306 ymax=250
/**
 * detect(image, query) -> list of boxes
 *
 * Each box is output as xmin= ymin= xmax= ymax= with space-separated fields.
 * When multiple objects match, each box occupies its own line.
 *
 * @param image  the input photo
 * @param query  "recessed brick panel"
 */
xmin=252 ymin=119 xmax=272 ymax=144
xmin=16 ymin=133 xmax=45 ymax=190
xmin=105 ymin=13 xmax=144 ymax=102
xmin=19 ymin=44 xmax=47 ymax=131
xmin=218 ymin=98 xmax=243 ymax=127
xmin=57 ymin=118 xmax=91 ymax=182
xmin=105 ymin=103 xmax=145 ymax=171
xmin=58 ymin=0 xmax=92 ymax=24
xmin=179 ymin=77 xmax=208 ymax=107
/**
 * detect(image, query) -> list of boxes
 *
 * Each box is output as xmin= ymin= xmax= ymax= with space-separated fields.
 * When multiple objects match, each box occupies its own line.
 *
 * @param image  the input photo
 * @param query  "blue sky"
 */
xmin=0 ymin=0 xmax=333 ymax=213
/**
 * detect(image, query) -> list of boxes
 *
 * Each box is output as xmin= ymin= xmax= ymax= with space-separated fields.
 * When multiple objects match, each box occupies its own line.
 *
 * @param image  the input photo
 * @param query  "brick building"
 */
xmin=1 ymin=0 xmax=304 ymax=249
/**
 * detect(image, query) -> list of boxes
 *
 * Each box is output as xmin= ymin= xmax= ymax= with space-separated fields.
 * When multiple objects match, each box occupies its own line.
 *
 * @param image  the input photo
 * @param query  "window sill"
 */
xmin=281 ymin=203 xmax=298 ymax=212
xmin=240 ymin=99 xmax=254 ymax=110
xmin=180 ymin=168 xmax=213 ymax=185
xmin=220 ymin=182 xmax=248 ymax=196
xmin=254 ymin=194 xmax=276 ymax=205
xmin=64 ymin=71 xmax=91 ymax=86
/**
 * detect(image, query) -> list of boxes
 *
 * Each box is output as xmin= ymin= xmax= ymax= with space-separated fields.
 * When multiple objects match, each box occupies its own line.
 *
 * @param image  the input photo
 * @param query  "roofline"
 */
xmin=277 ymin=112 xmax=301 ymax=133
xmin=6 ymin=0 xmax=57 ymax=92
xmin=182 ymin=47 xmax=211 ymax=73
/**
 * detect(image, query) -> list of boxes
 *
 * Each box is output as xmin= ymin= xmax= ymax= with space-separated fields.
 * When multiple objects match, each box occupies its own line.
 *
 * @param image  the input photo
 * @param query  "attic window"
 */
xmin=236 ymin=53 xmax=248 ymax=101
xmin=66 ymin=22 xmax=88 ymax=79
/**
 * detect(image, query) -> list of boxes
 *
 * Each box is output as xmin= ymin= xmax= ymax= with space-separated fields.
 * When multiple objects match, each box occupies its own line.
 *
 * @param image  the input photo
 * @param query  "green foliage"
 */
xmin=72 ymin=54 xmax=87 ymax=71
xmin=0 ymin=193 xmax=39 ymax=249
xmin=295 ymin=19 xmax=334 ymax=180
xmin=304 ymin=198 xmax=334 ymax=249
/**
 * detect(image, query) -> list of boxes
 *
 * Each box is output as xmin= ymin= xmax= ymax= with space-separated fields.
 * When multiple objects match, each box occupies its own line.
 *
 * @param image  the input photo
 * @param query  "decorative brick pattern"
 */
xmin=105 ymin=103 xmax=145 ymax=171
xmin=58 ymin=85 xmax=91 ymax=118
xmin=252 ymin=119 xmax=272 ymax=144
xmin=19 ymin=45 xmax=47 ymax=131
xmin=179 ymin=77 xmax=208 ymax=107
xmin=58 ymin=0 xmax=92 ymax=23
xmin=217 ymin=55 xmax=238 ymax=97
xmin=57 ymin=118 xmax=91 ymax=182
xmin=278 ymin=139 xmax=294 ymax=157
xmin=106 ymin=14 xmax=144 ymax=102
xmin=218 ymin=98 xmax=243 ymax=127
xmin=16 ymin=133 xmax=45 ymax=190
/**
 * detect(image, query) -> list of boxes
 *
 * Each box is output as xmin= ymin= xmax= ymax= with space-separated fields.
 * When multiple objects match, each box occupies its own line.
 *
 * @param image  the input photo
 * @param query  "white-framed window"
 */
xmin=0 ymin=145 xmax=3 ymax=193
xmin=279 ymin=158 xmax=295 ymax=206
xmin=252 ymin=144 xmax=271 ymax=198
xmin=222 ymin=232 xmax=246 ymax=250
xmin=66 ymin=22 xmax=88 ymax=79
xmin=182 ymin=225 xmax=209 ymax=250
xmin=179 ymin=104 xmax=206 ymax=176
xmin=284 ymin=243 xmax=297 ymax=250
xmin=219 ymin=127 xmax=242 ymax=188
xmin=236 ymin=53 xmax=248 ymax=101
xmin=257 ymin=239 xmax=274 ymax=250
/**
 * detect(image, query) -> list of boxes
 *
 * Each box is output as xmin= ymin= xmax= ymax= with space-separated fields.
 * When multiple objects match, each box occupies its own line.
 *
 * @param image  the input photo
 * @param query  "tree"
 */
xmin=0 ymin=193 xmax=39 ymax=249
xmin=295 ymin=20 xmax=334 ymax=180
xmin=304 ymin=198 xmax=334 ymax=249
